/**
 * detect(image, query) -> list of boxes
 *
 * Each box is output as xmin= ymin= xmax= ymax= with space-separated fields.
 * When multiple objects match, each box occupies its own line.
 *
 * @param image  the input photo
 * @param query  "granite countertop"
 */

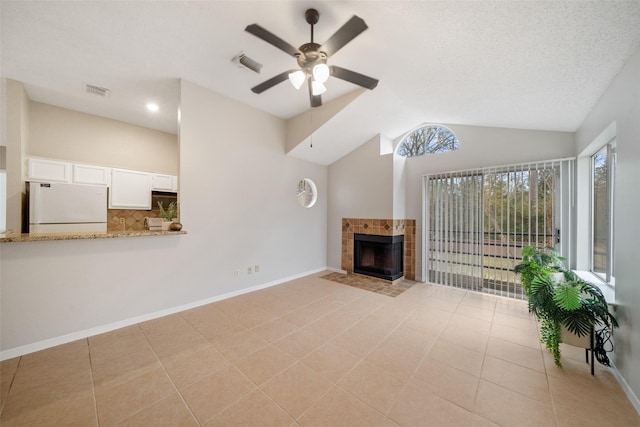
xmin=0 ymin=229 xmax=187 ymax=243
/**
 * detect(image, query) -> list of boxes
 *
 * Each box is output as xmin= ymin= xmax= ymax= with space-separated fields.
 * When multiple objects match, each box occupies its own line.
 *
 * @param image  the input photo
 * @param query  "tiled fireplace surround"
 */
xmin=341 ymin=218 xmax=416 ymax=281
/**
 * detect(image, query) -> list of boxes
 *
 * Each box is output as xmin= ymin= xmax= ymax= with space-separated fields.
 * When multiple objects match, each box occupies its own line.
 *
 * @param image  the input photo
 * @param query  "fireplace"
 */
xmin=354 ymin=233 xmax=404 ymax=281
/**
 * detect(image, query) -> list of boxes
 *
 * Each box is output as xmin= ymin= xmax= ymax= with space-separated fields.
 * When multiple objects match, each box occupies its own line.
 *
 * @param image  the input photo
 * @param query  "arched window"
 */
xmin=397 ymin=125 xmax=459 ymax=158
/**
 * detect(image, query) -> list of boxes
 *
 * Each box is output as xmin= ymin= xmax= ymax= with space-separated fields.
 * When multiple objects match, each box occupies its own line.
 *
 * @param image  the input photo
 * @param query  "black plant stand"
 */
xmin=585 ymin=327 xmax=595 ymax=375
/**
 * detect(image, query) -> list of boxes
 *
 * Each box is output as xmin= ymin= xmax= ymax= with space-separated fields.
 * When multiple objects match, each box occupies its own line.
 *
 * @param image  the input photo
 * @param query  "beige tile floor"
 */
xmin=1 ymin=272 xmax=639 ymax=426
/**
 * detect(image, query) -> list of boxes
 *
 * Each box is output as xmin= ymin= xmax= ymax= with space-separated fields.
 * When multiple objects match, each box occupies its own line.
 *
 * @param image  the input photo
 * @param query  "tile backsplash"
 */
xmin=107 ymin=209 xmax=176 ymax=232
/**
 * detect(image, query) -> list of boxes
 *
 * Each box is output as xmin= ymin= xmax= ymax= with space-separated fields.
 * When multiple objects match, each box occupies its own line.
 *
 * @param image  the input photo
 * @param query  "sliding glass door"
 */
xmin=424 ymin=160 xmax=571 ymax=299
xmin=427 ymin=173 xmax=484 ymax=291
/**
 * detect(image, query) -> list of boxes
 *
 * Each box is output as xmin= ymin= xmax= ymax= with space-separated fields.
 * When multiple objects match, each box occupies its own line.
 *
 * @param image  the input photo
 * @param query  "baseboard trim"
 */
xmin=611 ymin=362 xmax=640 ymax=416
xmin=326 ymin=267 xmax=347 ymax=274
xmin=0 ymin=267 xmax=328 ymax=361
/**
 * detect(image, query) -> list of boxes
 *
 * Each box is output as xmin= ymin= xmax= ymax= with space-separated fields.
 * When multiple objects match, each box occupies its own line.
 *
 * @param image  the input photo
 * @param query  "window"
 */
xmin=0 ymin=146 xmax=5 ymax=232
xmin=397 ymin=125 xmax=459 ymax=158
xmin=591 ymin=140 xmax=615 ymax=283
xmin=0 ymin=170 xmax=5 ymax=233
xmin=424 ymin=160 xmax=569 ymax=300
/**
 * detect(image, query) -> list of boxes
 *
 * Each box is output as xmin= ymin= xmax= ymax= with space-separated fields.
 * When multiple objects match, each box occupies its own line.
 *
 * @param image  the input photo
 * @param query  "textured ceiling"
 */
xmin=2 ymin=1 xmax=640 ymax=165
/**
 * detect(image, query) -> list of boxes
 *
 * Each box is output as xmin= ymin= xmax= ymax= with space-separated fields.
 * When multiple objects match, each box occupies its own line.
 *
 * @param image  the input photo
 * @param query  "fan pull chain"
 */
xmin=310 ymin=110 xmax=313 ymax=148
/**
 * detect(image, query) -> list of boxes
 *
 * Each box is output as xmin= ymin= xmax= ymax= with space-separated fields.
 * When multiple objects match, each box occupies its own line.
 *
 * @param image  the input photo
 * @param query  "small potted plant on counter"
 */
xmin=158 ymin=201 xmax=177 ymax=231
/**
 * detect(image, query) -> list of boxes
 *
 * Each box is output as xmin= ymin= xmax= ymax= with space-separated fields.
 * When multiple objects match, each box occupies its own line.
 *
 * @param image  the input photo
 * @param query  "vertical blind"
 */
xmin=424 ymin=159 xmax=571 ymax=299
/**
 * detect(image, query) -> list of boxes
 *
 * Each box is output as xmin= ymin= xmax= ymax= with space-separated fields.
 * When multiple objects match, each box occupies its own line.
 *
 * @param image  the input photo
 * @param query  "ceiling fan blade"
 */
xmin=251 ymin=71 xmax=293 ymax=94
xmin=308 ymin=79 xmax=322 ymax=107
xmin=245 ymin=24 xmax=300 ymax=57
xmin=320 ymin=15 xmax=368 ymax=57
xmin=330 ymin=66 xmax=378 ymax=90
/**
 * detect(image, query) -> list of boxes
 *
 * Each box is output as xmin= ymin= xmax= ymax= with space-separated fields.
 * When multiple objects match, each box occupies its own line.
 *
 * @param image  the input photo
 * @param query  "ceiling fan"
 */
xmin=245 ymin=8 xmax=379 ymax=108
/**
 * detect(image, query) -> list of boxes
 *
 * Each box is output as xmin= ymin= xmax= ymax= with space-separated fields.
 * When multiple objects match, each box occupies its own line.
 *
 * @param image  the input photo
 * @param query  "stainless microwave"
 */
xmin=151 ymin=191 xmax=178 ymax=211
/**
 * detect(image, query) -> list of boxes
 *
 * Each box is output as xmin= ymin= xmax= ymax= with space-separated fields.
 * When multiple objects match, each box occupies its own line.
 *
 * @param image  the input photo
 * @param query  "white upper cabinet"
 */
xmin=109 ymin=168 xmax=152 ymax=209
xmin=73 ymin=163 xmax=111 ymax=186
xmin=27 ymin=158 xmax=71 ymax=183
xmin=27 ymin=157 xmax=176 ymax=208
xmin=151 ymin=173 xmax=175 ymax=192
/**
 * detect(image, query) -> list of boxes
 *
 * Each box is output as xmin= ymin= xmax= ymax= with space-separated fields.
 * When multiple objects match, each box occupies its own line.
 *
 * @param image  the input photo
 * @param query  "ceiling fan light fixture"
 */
xmin=312 ymin=63 xmax=330 ymax=83
xmin=288 ymin=70 xmax=306 ymax=90
xmin=246 ymin=8 xmax=378 ymax=107
xmin=311 ymin=80 xmax=326 ymax=96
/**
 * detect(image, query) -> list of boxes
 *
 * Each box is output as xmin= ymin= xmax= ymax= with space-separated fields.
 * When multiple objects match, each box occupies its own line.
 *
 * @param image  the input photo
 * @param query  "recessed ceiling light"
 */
xmin=146 ymin=103 xmax=159 ymax=112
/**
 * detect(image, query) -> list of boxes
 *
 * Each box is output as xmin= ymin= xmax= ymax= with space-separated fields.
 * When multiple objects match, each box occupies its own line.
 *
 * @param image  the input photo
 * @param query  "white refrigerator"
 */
xmin=29 ymin=182 xmax=108 ymax=233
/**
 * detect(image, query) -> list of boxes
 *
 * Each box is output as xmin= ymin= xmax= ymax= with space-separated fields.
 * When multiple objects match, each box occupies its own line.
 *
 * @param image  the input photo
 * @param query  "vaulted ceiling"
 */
xmin=2 ymin=1 xmax=640 ymax=165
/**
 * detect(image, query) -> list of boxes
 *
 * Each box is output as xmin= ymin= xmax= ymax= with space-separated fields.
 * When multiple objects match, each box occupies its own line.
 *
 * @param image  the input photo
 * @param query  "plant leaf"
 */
xmin=553 ymin=284 xmax=582 ymax=310
xmin=560 ymin=311 xmax=593 ymax=337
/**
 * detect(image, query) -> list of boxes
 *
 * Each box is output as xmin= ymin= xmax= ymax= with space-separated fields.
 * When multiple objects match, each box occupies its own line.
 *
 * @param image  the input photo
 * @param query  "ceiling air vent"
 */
xmin=85 ymin=84 xmax=110 ymax=97
xmin=231 ymin=52 xmax=262 ymax=74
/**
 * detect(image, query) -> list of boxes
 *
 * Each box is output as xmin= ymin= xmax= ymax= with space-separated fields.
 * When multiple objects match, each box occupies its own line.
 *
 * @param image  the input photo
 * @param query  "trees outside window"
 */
xmin=592 ymin=141 xmax=615 ymax=283
xmin=397 ymin=125 xmax=459 ymax=158
xmin=426 ymin=161 xmax=561 ymax=299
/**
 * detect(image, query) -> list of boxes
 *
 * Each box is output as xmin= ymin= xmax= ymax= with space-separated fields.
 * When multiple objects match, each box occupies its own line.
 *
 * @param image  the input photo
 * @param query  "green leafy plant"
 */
xmin=539 ymin=317 xmax=562 ymax=366
xmin=157 ymin=201 xmax=177 ymax=221
xmin=513 ymin=245 xmax=565 ymax=297
xmin=515 ymin=246 xmax=618 ymax=367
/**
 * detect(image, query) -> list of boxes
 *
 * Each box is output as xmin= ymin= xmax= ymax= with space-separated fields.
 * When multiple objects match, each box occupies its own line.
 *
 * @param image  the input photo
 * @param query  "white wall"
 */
xmin=29 ymin=101 xmax=178 ymax=175
xmin=178 ymin=80 xmax=327 ymax=294
xmin=575 ymin=46 xmax=640 ymax=405
xmin=2 ymin=79 xmax=29 ymax=233
xmin=326 ymin=135 xmax=393 ymax=269
xmin=392 ymin=152 xmax=407 ymax=220
xmin=0 ymin=80 xmax=328 ymax=356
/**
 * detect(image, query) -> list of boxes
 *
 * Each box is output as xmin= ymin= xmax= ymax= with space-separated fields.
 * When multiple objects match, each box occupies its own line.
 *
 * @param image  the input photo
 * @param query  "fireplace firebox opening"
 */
xmin=353 ymin=233 xmax=404 ymax=281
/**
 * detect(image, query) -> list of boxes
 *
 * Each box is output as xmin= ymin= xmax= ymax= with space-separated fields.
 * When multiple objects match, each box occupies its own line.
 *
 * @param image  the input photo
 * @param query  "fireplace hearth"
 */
xmin=354 ymin=233 xmax=404 ymax=281
xmin=341 ymin=218 xmax=415 ymax=281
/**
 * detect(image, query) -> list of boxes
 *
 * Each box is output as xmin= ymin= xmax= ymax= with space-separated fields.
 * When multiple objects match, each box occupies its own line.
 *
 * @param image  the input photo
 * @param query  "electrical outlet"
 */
xmin=254 ymin=264 xmax=260 ymax=273
xmin=119 ymin=218 xmax=125 ymax=225
xmin=234 ymin=269 xmax=240 ymax=278
xmin=247 ymin=267 xmax=252 ymax=275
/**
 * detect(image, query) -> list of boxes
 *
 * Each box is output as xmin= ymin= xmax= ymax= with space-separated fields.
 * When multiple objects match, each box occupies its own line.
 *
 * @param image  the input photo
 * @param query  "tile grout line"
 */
xmin=334 ymin=286 xmax=487 ymax=423
xmin=264 ymin=285 xmax=410 ymax=423
xmin=0 ymin=355 xmax=23 ymax=418
xmin=536 ymin=316 xmax=562 ymax=425
xmin=167 ymin=313 xmax=269 ymax=426
xmin=481 ymin=295 xmax=559 ymax=424
xmin=262 ymin=293 xmax=385 ymax=422
xmin=390 ymin=288 xmax=486 ymax=422
xmin=320 ymin=298 xmax=432 ymax=424
xmin=170 ymin=284 xmax=356 ymax=425
xmin=85 ymin=338 xmax=101 ymax=427
xmin=5 ymin=277 xmax=632 ymax=425
xmin=223 ymin=282 xmax=385 ymax=425
xmin=457 ymin=293 xmax=491 ymax=424
xmin=133 ymin=323 xmax=202 ymax=426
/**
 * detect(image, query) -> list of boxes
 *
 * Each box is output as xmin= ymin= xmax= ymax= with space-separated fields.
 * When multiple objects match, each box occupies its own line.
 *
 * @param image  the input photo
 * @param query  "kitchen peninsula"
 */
xmin=0 ymin=229 xmax=186 ymax=243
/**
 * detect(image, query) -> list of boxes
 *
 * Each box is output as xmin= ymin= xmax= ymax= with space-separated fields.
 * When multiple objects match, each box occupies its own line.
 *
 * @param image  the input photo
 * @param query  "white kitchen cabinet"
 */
xmin=151 ymin=173 xmax=175 ymax=192
xmin=27 ymin=158 xmax=71 ymax=183
xmin=172 ymin=175 xmax=178 ymax=192
xmin=73 ymin=163 xmax=111 ymax=186
xmin=109 ymin=168 xmax=152 ymax=209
